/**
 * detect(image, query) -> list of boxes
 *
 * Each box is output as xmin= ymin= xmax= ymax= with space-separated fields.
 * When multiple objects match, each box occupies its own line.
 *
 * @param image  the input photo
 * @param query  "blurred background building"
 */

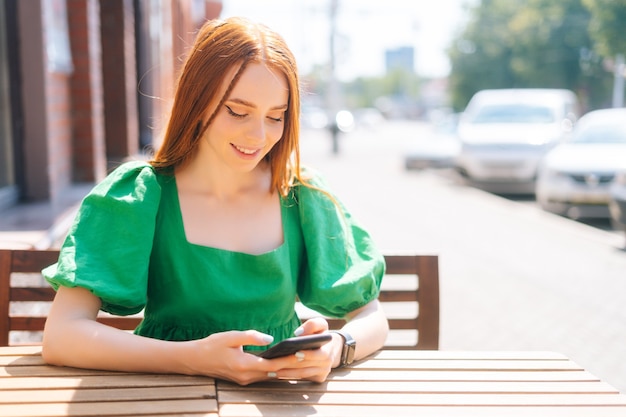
xmin=0 ymin=0 xmax=223 ymax=213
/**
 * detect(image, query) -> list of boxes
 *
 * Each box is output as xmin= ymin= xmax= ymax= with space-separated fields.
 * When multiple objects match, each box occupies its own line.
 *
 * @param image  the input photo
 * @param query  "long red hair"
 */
xmin=150 ymin=17 xmax=303 ymax=196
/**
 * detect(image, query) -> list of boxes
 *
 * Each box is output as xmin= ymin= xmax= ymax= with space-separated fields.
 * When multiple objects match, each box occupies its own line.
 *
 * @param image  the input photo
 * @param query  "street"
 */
xmin=300 ymin=120 xmax=626 ymax=394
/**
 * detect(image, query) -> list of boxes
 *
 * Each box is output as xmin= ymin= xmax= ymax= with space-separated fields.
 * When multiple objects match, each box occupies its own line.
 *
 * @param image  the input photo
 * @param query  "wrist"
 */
xmin=329 ymin=330 xmax=356 ymax=367
xmin=329 ymin=332 xmax=343 ymax=368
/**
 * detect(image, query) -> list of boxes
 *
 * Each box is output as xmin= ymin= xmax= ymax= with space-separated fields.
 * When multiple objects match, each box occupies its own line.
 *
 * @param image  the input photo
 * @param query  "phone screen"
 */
xmin=258 ymin=333 xmax=332 ymax=359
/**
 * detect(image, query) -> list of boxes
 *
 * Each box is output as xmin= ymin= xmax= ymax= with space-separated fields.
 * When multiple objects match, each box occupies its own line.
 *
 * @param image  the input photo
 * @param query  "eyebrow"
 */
xmin=227 ymin=98 xmax=288 ymax=111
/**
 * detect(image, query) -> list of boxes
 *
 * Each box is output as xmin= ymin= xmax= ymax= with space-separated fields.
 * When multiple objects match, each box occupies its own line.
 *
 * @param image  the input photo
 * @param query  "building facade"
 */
xmin=0 ymin=0 xmax=222 ymax=212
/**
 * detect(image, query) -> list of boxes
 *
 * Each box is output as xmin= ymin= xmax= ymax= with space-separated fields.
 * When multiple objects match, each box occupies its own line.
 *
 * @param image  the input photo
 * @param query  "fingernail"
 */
xmin=267 ymin=372 xmax=277 ymax=378
xmin=293 ymin=327 xmax=304 ymax=336
xmin=261 ymin=334 xmax=274 ymax=344
xmin=295 ymin=351 xmax=305 ymax=362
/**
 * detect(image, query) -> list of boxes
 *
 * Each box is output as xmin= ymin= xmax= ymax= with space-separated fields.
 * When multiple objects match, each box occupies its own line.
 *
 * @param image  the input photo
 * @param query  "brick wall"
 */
xmin=100 ymin=0 xmax=139 ymax=163
xmin=11 ymin=0 xmax=223 ymax=207
xmin=68 ymin=0 xmax=106 ymax=183
xmin=45 ymin=72 xmax=73 ymax=202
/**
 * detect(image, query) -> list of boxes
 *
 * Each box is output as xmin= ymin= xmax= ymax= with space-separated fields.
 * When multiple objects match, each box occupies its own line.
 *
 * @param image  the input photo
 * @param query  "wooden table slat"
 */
xmin=371 ymin=350 xmax=570 ymax=360
xmin=0 ymin=365 xmax=150 ymax=378
xmin=325 ymin=369 xmax=601 ymax=382
xmin=218 ymin=404 xmax=626 ymax=417
xmin=218 ymin=390 xmax=626 ymax=406
xmin=351 ymin=358 xmax=583 ymax=371
xmin=0 ymin=346 xmax=43 ymax=356
xmin=0 ymin=385 xmax=216 ymax=403
xmin=0 ymin=355 xmax=47 ymax=367
xmin=0 ymin=374 xmax=214 ymax=390
xmin=219 ymin=379 xmax=619 ymax=394
xmin=0 ymin=399 xmax=218 ymax=417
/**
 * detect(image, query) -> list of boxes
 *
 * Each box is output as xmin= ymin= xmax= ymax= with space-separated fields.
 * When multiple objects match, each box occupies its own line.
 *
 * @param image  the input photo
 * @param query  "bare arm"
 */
xmin=42 ymin=286 xmax=188 ymax=373
xmin=42 ymin=286 xmax=284 ymax=384
xmin=297 ymin=299 xmax=389 ymax=369
xmin=340 ymin=298 xmax=389 ymax=363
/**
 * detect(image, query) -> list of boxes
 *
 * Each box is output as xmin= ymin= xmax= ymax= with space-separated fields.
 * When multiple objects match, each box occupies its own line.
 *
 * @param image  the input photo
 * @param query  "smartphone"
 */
xmin=258 ymin=333 xmax=332 ymax=359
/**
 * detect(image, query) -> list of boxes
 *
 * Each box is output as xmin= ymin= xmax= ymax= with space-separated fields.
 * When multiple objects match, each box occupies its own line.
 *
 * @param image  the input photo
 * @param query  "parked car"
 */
xmin=405 ymin=113 xmax=460 ymax=170
xmin=456 ymin=88 xmax=579 ymax=193
xmin=536 ymin=108 xmax=626 ymax=219
xmin=609 ymin=169 xmax=626 ymax=237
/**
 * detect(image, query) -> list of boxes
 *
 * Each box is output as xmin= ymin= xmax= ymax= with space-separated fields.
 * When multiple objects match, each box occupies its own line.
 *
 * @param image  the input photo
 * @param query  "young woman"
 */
xmin=42 ymin=16 xmax=388 ymax=385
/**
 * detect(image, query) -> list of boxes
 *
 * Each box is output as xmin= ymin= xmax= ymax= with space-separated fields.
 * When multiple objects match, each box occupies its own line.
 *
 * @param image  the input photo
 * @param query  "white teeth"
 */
xmin=234 ymin=145 xmax=256 ymax=155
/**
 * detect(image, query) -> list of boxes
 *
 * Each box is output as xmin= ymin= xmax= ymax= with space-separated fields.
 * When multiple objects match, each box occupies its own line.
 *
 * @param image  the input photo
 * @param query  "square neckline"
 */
xmin=168 ymin=174 xmax=289 ymax=256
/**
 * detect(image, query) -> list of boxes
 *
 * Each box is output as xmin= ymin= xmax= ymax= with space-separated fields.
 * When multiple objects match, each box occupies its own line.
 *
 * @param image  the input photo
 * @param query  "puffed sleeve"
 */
xmin=296 ymin=170 xmax=385 ymax=318
xmin=42 ymin=161 xmax=162 ymax=315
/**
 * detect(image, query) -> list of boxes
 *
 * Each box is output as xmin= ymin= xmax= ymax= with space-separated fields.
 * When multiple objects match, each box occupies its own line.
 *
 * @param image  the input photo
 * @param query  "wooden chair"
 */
xmin=0 ymin=249 xmax=142 ymax=346
xmin=303 ymin=254 xmax=440 ymax=350
xmin=0 ymin=249 xmax=439 ymax=349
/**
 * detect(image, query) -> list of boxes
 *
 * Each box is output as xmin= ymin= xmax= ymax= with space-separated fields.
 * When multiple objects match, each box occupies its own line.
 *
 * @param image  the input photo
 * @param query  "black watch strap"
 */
xmin=330 ymin=330 xmax=356 ymax=367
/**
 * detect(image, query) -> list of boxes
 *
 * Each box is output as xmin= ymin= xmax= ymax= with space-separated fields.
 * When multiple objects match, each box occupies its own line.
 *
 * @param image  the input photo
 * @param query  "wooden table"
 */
xmin=1 ymin=346 xmax=626 ymax=417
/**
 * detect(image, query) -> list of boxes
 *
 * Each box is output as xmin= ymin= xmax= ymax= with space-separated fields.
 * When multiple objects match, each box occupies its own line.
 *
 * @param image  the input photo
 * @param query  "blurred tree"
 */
xmin=448 ymin=0 xmax=613 ymax=111
xmin=303 ymin=66 xmax=424 ymax=117
xmin=447 ymin=0 xmax=519 ymax=110
xmin=582 ymin=0 xmax=626 ymax=58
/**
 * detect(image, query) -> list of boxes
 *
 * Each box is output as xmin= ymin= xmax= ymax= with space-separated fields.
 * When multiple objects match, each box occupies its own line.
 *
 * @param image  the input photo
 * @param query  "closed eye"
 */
xmin=226 ymin=105 xmax=246 ymax=119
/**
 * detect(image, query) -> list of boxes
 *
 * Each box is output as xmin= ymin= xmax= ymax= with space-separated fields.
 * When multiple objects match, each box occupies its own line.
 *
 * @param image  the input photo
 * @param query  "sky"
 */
xmin=221 ymin=0 xmax=476 ymax=81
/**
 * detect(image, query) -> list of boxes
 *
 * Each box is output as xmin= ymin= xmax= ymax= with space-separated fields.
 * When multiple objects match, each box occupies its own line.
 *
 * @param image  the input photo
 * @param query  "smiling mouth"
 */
xmin=232 ymin=144 xmax=258 ymax=155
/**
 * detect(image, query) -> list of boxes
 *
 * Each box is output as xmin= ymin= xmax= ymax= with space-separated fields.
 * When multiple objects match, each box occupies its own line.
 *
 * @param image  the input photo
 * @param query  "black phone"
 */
xmin=258 ymin=333 xmax=333 ymax=359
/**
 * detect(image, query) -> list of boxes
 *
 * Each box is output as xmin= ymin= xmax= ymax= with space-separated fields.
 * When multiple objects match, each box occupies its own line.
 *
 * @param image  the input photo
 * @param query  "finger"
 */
xmin=266 ymin=365 xmax=331 ymax=382
xmin=295 ymin=317 xmax=329 ymax=335
xmin=217 ymin=330 xmax=274 ymax=348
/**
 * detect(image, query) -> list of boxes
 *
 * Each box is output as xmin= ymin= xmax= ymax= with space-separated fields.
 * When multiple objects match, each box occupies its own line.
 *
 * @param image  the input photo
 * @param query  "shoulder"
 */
xmin=106 ymin=160 xmax=158 ymax=182
xmin=293 ymin=166 xmax=334 ymax=196
xmin=95 ymin=160 xmax=161 ymax=191
xmin=86 ymin=160 xmax=164 ymax=206
xmin=289 ymin=166 xmax=343 ymax=215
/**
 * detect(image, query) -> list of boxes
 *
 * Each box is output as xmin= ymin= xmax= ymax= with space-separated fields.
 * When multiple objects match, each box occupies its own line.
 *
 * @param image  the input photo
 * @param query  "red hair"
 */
xmin=151 ymin=17 xmax=303 ymax=196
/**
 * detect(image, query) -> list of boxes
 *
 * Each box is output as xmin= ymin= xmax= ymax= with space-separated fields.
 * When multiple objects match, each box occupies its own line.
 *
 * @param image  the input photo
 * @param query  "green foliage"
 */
xmin=343 ymin=69 xmax=422 ymax=109
xmin=448 ymin=0 xmax=615 ymax=111
xmin=583 ymin=0 xmax=626 ymax=57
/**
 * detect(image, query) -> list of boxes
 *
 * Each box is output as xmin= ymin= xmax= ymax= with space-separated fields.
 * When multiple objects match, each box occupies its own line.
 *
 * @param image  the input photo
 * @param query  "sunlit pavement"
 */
xmin=301 ymin=120 xmax=626 ymax=394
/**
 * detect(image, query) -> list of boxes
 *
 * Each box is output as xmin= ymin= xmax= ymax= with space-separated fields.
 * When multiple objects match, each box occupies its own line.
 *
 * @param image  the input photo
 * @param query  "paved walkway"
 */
xmin=0 ymin=184 xmax=92 ymax=249
xmin=298 ymin=122 xmax=626 ymax=395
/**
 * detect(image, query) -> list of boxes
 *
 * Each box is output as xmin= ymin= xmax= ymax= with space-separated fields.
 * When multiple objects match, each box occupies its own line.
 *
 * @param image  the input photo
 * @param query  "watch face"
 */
xmin=332 ymin=330 xmax=356 ymax=366
xmin=345 ymin=343 xmax=356 ymax=364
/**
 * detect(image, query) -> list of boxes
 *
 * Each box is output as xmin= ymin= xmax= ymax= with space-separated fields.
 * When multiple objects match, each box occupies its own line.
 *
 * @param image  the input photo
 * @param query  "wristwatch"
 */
xmin=330 ymin=330 xmax=356 ymax=367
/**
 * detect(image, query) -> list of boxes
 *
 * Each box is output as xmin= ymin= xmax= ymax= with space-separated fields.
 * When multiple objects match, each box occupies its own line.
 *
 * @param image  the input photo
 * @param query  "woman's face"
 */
xmin=201 ymin=63 xmax=289 ymax=172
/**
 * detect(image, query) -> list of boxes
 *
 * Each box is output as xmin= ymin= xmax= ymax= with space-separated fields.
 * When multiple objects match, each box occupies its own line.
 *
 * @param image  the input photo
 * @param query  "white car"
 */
xmin=536 ymin=108 xmax=626 ymax=219
xmin=456 ymin=88 xmax=580 ymax=193
xmin=405 ymin=113 xmax=460 ymax=170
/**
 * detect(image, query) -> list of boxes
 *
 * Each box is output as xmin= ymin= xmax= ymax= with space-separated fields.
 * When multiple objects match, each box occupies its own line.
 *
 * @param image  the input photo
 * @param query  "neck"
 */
xmin=176 ymin=155 xmax=271 ymax=201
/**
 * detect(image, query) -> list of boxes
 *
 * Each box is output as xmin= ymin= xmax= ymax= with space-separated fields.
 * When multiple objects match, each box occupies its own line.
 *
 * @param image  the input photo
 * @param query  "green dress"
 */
xmin=43 ymin=161 xmax=385 ymax=352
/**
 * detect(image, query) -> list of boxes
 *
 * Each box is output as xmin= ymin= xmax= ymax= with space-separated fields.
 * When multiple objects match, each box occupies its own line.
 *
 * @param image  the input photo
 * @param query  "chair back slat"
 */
xmin=300 ymin=254 xmax=440 ymax=349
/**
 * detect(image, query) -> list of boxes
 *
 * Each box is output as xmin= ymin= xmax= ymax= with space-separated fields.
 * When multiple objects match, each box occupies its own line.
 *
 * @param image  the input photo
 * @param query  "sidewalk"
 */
xmin=0 ymin=184 xmax=92 ymax=250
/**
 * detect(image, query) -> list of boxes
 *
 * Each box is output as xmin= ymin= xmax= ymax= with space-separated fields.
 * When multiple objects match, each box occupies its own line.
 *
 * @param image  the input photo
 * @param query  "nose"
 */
xmin=246 ymin=118 xmax=266 ymax=142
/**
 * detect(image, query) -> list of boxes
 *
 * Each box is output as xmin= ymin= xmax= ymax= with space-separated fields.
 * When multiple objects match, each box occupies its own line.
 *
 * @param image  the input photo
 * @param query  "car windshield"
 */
xmin=470 ymin=104 xmax=555 ymax=124
xmin=571 ymin=124 xmax=626 ymax=144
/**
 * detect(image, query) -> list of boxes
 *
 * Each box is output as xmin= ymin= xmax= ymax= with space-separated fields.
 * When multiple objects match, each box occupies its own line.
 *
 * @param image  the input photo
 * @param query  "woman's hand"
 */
xmin=186 ymin=318 xmax=336 ymax=385
xmin=264 ymin=317 xmax=337 ymax=383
